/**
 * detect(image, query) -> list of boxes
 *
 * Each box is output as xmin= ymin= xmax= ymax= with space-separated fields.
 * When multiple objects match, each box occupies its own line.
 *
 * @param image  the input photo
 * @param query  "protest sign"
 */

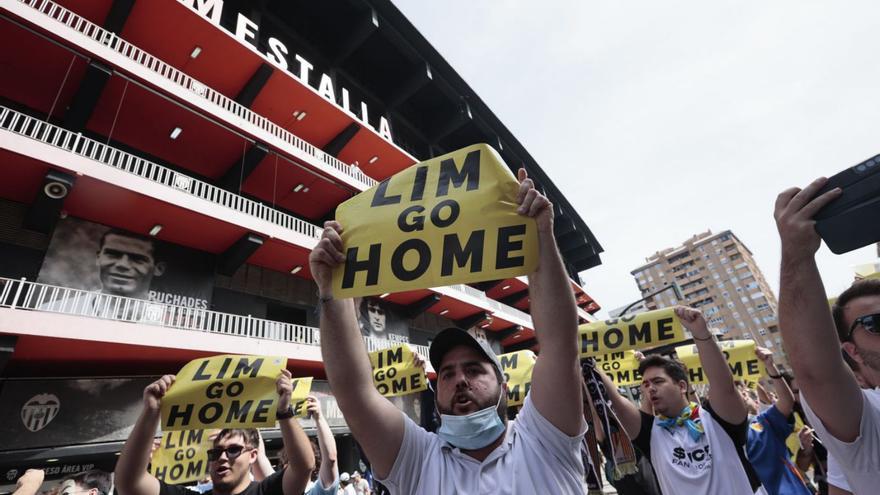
xmin=499 ymin=350 xmax=536 ymax=406
xmin=289 ymin=377 xmax=314 ymax=418
xmin=160 ymin=355 xmax=286 ymax=431
xmin=593 ymin=351 xmax=642 ymax=386
xmin=332 ymin=144 xmax=538 ymax=298
xmin=578 ymin=308 xmax=686 ymax=357
xmin=675 ymin=339 xmax=766 ymax=384
xmin=368 ymin=345 xmax=428 ymax=397
xmin=149 ymin=429 xmax=213 ymax=484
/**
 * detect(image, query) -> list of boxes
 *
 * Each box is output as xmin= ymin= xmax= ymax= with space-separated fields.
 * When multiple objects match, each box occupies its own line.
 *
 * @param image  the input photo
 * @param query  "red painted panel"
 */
xmin=121 ymin=0 xmax=262 ymax=98
xmin=338 ymin=128 xmax=416 ymax=181
xmin=250 ymin=70 xmax=354 ymax=149
xmin=0 ymin=151 xmax=52 ymax=204
xmin=86 ymin=79 xmax=247 ymax=180
xmin=241 ymin=155 xmax=351 ymax=221
xmin=0 ymin=19 xmax=89 ymax=120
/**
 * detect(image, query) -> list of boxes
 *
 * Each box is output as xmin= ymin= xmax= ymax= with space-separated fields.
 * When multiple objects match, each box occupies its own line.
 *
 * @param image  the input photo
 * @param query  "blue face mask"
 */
xmin=437 ymin=389 xmax=506 ymax=450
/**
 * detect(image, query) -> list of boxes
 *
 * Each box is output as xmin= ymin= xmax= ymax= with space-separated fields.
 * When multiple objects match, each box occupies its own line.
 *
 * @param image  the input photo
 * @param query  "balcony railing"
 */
xmin=0 ymin=277 xmax=430 ymax=357
xmin=14 ymin=0 xmax=377 ymax=188
xmin=0 ymin=106 xmax=320 ymax=240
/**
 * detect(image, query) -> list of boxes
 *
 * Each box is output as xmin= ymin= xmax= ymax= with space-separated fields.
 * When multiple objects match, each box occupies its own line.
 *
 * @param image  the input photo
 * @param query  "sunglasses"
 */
xmin=848 ymin=313 xmax=880 ymax=340
xmin=207 ymin=444 xmax=253 ymax=462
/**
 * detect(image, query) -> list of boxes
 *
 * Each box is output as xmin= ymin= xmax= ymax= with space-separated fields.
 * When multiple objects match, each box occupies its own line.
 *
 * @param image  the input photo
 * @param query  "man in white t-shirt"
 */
xmin=774 ymin=178 xmax=880 ymax=495
xmin=601 ymin=306 xmax=763 ymax=494
xmin=309 ymin=169 xmax=586 ymax=494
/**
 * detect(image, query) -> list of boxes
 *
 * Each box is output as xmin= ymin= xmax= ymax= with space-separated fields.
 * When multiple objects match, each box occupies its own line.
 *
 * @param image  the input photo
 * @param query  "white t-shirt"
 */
xmin=826 ymin=452 xmax=851 ymax=492
xmin=377 ymin=395 xmax=587 ymax=494
xmin=801 ymin=388 xmax=880 ymax=495
xmin=634 ymin=405 xmax=759 ymax=494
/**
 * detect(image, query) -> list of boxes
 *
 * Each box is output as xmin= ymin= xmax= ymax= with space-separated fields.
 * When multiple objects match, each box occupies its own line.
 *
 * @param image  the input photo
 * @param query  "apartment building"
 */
xmin=630 ymin=230 xmax=787 ymax=366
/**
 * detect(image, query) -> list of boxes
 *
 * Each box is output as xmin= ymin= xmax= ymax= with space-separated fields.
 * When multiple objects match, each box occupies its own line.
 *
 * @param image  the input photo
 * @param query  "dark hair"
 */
xmin=638 ymin=355 xmax=689 ymax=385
xmin=98 ymin=228 xmax=159 ymax=259
xmin=67 ymin=470 xmax=112 ymax=495
xmin=832 ymin=279 xmax=880 ymax=341
xmin=215 ymin=428 xmax=259 ymax=448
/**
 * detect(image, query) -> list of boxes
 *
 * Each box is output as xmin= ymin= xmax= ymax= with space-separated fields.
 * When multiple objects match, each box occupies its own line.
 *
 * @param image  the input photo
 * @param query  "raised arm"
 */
xmin=756 ymin=347 xmax=795 ymax=418
xmin=12 ymin=470 xmax=44 ymax=495
xmin=307 ymin=395 xmax=339 ymax=487
xmin=115 ymin=375 xmax=174 ymax=495
xmin=676 ymin=306 xmax=745 ymax=424
xmin=519 ymin=169 xmax=583 ymax=436
xmin=774 ymin=178 xmax=862 ymax=441
xmin=596 ymin=367 xmax=642 ymax=440
xmin=309 ymin=221 xmax=404 ymax=479
xmin=276 ymin=370 xmax=315 ymax=495
xmin=251 ymin=430 xmax=275 ymax=481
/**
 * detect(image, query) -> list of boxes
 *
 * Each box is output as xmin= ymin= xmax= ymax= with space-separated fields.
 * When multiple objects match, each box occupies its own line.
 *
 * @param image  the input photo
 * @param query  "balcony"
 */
xmin=0 ymin=110 xmax=538 ymax=342
xmin=0 ymin=277 xmax=431 ymax=370
xmin=3 ymin=0 xmax=387 ymax=193
xmin=1 ymin=106 xmax=319 ymax=240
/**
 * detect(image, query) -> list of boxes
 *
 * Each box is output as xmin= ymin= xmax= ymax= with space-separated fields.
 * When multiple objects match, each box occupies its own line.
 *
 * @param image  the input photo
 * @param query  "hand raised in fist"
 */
xmin=309 ymin=220 xmax=345 ymax=300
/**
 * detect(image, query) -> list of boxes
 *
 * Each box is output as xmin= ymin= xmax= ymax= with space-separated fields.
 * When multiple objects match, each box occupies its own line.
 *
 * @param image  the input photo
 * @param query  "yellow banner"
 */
xmin=289 ymin=377 xmax=314 ymax=418
xmin=594 ymin=351 xmax=642 ymax=386
xmin=499 ymin=350 xmax=537 ymax=406
xmin=161 ymin=355 xmax=286 ymax=431
xmin=332 ymin=144 xmax=538 ymax=298
xmin=578 ymin=308 xmax=686 ymax=356
xmin=369 ymin=345 xmax=428 ymax=397
xmin=675 ymin=339 xmax=766 ymax=384
xmin=149 ymin=429 xmax=213 ymax=484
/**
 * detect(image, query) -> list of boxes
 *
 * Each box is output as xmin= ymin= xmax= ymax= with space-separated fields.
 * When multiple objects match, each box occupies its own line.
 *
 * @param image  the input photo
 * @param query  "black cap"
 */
xmin=429 ymin=327 xmax=504 ymax=381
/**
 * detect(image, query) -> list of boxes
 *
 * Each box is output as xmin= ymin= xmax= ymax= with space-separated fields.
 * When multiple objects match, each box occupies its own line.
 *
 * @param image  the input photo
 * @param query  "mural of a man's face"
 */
xmin=366 ymin=299 xmax=387 ymax=334
xmin=96 ymin=233 xmax=165 ymax=298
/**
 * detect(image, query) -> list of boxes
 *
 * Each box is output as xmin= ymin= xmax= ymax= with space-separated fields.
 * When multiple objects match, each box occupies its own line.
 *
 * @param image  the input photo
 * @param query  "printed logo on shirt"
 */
xmin=749 ymin=421 xmax=764 ymax=433
xmin=671 ymin=445 xmax=712 ymax=470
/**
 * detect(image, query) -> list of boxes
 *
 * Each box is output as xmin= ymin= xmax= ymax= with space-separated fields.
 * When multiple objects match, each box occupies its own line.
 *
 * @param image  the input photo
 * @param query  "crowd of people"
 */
xmin=11 ymin=174 xmax=879 ymax=494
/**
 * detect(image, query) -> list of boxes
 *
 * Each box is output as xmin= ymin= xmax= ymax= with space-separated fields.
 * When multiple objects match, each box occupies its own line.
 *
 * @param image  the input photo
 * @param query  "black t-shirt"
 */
xmin=159 ymin=470 xmax=285 ymax=495
xmin=633 ymin=404 xmax=762 ymax=491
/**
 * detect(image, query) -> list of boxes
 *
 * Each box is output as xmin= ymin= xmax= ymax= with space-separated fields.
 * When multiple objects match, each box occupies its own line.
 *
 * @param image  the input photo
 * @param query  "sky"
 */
xmin=393 ymin=0 xmax=880 ymax=316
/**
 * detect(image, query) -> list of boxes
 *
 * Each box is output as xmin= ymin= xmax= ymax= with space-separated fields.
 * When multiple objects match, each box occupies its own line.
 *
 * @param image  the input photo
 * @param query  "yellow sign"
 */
xmin=332 ymin=144 xmax=538 ymax=298
xmin=290 ymin=377 xmax=314 ymax=418
xmin=368 ymin=345 xmax=428 ymax=397
xmin=578 ymin=308 xmax=686 ymax=356
xmin=594 ymin=351 xmax=642 ymax=386
xmin=499 ymin=350 xmax=537 ymax=406
xmin=675 ymin=339 xmax=766 ymax=384
xmin=149 ymin=430 xmax=213 ymax=484
xmin=161 ymin=354 xmax=286 ymax=431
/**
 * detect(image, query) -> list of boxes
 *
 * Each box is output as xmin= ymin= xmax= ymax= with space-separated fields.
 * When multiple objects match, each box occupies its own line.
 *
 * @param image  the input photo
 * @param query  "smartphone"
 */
xmin=814 ymin=153 xmax=880 ymax=254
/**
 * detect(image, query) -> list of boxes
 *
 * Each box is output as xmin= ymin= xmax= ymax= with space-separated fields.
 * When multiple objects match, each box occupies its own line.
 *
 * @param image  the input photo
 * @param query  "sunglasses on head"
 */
xmin=207 ymin=444 xmax=252 ymax=462
xmin=848 ymin=313 xmax=880 ymax=340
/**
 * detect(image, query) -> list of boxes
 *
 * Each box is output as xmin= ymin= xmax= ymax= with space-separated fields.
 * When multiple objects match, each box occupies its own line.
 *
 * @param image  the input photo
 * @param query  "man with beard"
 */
xmin=114 ymin=370 xmax=314 ymax=495
xmin=774 ymin=178 xmax=880 ymax=494
xmin=599 ymin=307 xmax=763 ymax=494
xmin=309 ymin=169 xmax=586 ymax=494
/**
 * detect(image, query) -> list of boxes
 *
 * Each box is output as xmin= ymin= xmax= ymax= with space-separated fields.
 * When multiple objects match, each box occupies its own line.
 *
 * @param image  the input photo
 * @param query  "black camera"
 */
xmin=814 ymin=154 xmax=880 ymax=254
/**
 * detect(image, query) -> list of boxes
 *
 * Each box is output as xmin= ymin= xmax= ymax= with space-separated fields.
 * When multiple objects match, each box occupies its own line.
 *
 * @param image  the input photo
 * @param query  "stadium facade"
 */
xmin=0 ymin=0 xmax=602 ymax=481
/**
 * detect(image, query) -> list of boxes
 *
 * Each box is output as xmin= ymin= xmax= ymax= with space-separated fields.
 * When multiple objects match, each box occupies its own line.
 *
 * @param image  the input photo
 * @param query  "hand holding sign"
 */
xmin=310 ymin=221 xmax=345 ymax=299
xmin=755 ymin=347 xmax=780 ymax=376
xmin=144 ymin=374 xmax=176 ymax=412
xmin=277 ymin=368 xmax=293 ymax=412
xmin=516 ymin=168 xmax=553 ymax=233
